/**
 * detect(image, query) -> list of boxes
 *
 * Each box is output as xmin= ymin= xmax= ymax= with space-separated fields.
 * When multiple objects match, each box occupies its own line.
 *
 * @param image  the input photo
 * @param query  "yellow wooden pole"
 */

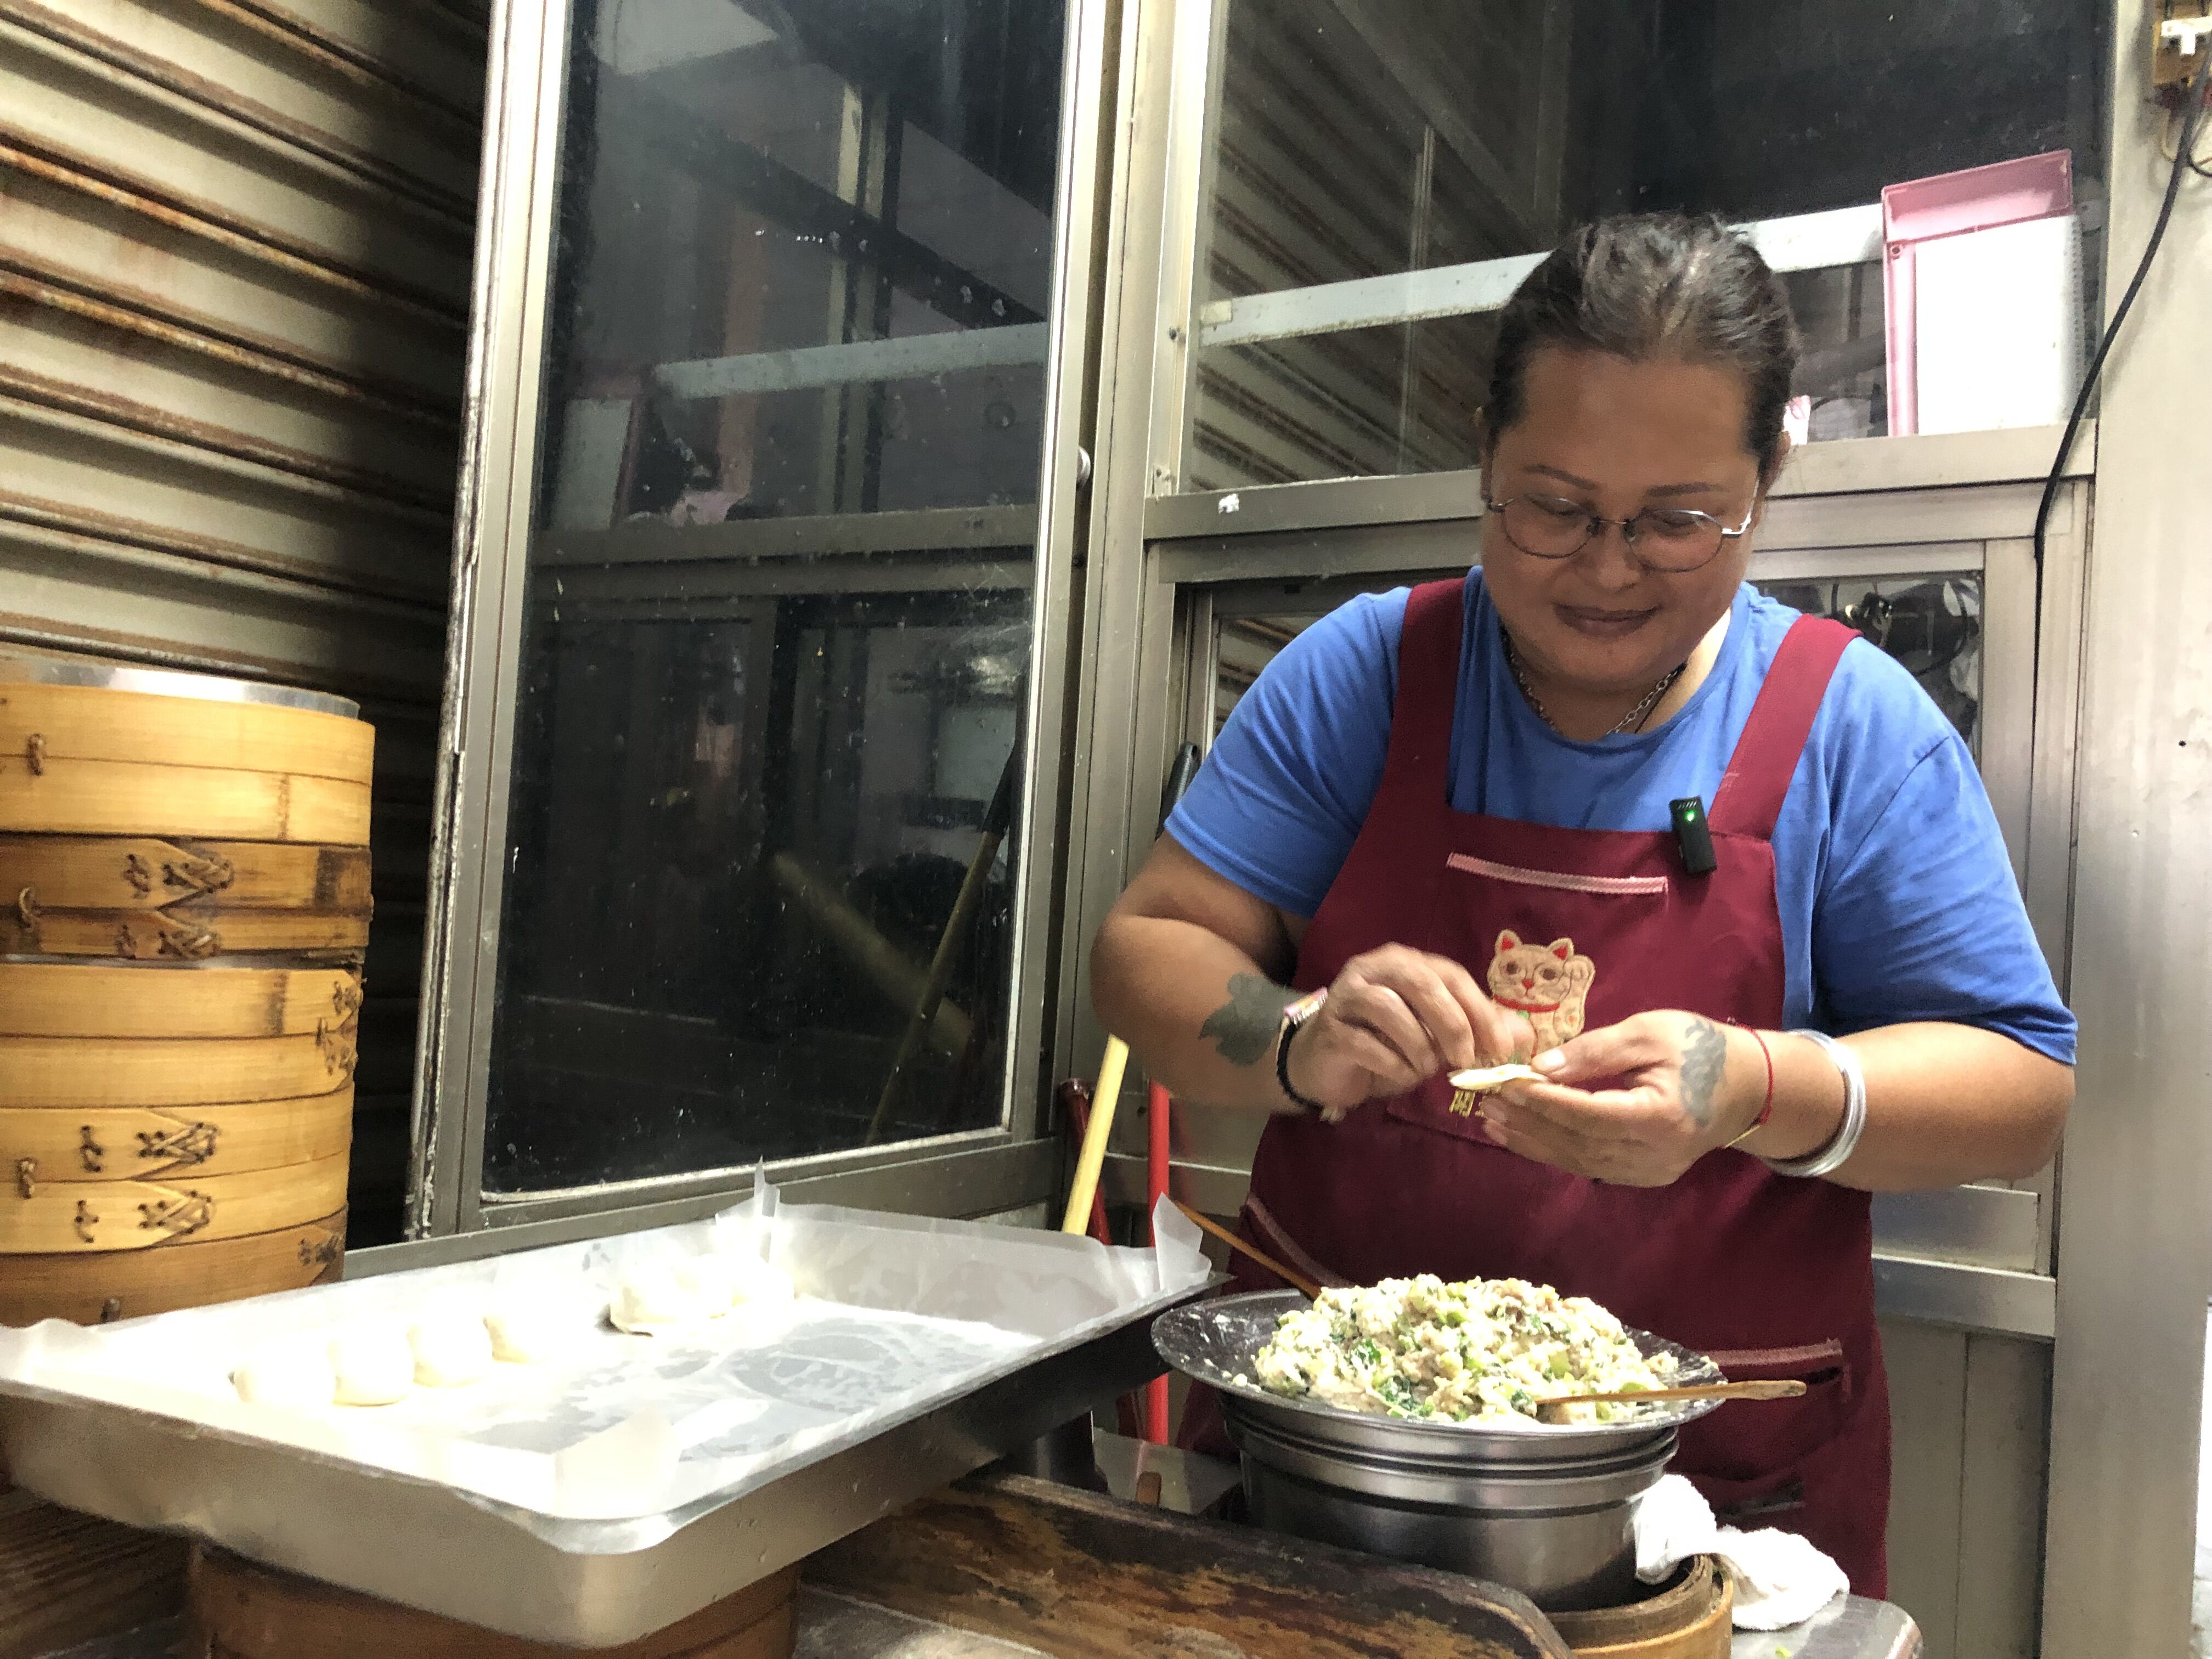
xmin=1060 ymin=1035 xmax=1129 ymax=1234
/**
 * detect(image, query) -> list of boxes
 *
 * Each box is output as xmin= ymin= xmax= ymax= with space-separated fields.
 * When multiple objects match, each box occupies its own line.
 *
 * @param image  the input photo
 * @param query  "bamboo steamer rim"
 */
xmin=1547 ymin=1555 xmax=1732 ymax=1655
xmin=0 ymin=653 xmax=358 ymax=719
xmin=0 ymin=1089 xmax=356 ymax=1181
xmin=0 ymin=1205 xmax=345 ymax=1325
xmin=0 ymin=836 xmax=376 ymax=914
xmin=0 ymin=962 xmax=362 ymax=1037
xmin=0 ymin=950 xmax=364 ymax=968
xmin=1 ymin=907 xmax=373 ymax=962
xmin=0 ymin=1031 xmax=358 ymax=1109
xmin=0 ymin=757 xmax=373 ymax=843
xmin=0 ymin=1149 xmax=351 ymax=1252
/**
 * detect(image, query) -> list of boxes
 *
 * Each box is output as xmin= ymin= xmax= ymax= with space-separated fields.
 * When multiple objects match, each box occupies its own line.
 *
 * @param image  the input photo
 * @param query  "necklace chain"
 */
xmin=1504 ymin=634 xmax=1685 ymax=737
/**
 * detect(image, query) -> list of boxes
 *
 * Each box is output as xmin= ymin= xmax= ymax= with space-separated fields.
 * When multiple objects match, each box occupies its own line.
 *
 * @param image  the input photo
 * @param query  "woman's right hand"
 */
xmin=1284 ymin=944 xmax=1531 ymax=1120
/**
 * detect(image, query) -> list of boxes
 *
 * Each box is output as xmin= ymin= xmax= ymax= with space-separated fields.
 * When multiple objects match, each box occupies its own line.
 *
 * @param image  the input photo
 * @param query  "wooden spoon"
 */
xmin=1171 ymin=1199 xmax=1324 ymax=1300
xmin=1534 ymin=1378 xmax=1806 ymax=1423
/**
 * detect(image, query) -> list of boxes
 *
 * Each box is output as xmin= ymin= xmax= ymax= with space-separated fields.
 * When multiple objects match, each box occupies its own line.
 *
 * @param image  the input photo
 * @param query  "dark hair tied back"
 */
xmin=1486 ymin=213 xmax=1802 ymax=479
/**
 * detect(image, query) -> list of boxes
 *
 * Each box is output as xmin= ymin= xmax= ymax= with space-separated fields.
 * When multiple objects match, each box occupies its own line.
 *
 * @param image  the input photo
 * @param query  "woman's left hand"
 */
xmin=1479 ymin=1011 xmax=1760 ymax=1186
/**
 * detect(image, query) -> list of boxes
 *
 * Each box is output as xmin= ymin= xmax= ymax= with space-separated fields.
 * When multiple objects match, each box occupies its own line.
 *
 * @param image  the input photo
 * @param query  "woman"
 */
xmin=1089 ymin=214 xmax=2075 ymax=1595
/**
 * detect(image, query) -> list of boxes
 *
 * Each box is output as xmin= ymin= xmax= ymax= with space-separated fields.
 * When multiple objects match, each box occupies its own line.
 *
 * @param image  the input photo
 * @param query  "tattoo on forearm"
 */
xmin=1681 ymin=1017 xmax=1729 ymax=1128
xmin=1201 ymin=973 xmax=1299 ymax=1068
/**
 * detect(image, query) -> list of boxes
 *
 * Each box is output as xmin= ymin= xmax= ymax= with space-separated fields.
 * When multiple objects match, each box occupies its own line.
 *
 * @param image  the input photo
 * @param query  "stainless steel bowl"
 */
xmin=1154 ymin=1289 xmax=1725 ymax=1610
xmin=1225 ymin=1397 xmax=1675 ymax=1609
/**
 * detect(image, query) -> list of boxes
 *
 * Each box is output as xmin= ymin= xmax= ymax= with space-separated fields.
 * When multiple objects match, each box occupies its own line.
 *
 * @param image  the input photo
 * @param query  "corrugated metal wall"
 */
xmin=0 ymin=0 xmax=486 ymax=1244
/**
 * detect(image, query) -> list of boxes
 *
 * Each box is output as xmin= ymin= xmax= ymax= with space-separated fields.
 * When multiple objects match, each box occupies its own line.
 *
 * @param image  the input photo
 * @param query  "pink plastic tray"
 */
xmin=1883 ymin=150 xmax=2074 ymax=436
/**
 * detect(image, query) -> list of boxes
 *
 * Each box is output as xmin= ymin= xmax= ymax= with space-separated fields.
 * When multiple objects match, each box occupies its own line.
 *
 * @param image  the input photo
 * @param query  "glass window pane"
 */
xmin=1189 ymin=0 xmax=2111 ymax=488
xmin=483 ymin=0 xmax=1066 ymax=1197
xmin=1754 ymin=575 xmax=1983 ymax=752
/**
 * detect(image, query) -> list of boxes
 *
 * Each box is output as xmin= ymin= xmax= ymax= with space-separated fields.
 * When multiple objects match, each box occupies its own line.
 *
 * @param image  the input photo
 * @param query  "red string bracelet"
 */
xmin=1722 ymin=1027 xmax=1776 ymax=1149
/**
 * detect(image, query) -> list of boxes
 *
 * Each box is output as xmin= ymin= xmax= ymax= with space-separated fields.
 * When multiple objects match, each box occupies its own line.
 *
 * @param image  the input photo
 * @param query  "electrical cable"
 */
xmin=2159 ymin=98 xmax=2212 ymax=176
xmin=2032 ymin=49 xmax=2212 ymax=673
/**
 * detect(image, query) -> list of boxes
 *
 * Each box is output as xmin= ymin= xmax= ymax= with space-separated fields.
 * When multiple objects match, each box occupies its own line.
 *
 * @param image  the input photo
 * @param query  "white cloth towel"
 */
xmin=1632 ymin=1474 xmax=1851 ymax=1631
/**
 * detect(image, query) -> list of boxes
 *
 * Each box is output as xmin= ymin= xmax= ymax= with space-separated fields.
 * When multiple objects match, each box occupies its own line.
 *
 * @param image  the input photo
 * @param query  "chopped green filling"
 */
xmin=1250 ymin=1274 xmax=1678 ymax=1426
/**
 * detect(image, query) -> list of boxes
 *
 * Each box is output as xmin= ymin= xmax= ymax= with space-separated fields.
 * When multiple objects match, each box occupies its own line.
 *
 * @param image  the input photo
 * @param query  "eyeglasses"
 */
xmin=1482 ymin=493 xmax=1757 ymax=574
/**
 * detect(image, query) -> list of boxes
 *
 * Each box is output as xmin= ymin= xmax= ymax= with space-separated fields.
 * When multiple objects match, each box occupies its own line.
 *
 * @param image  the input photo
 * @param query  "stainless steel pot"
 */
xmin=1224 ymin=1395 xmax=1674 ymax=1610
xmin=1154 ymin=1290 xmax=1724 ymax=1612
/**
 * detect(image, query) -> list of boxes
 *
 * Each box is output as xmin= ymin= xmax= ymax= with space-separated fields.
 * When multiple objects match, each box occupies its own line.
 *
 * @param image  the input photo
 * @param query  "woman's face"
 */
xmin=1480 ymin=346 xmax=1774 ymax=699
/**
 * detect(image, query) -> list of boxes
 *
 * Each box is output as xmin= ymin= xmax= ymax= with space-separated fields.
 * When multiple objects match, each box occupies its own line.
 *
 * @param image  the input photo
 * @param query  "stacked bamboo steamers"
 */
xmin=0 ymin=655 xmax=371 ymax=1324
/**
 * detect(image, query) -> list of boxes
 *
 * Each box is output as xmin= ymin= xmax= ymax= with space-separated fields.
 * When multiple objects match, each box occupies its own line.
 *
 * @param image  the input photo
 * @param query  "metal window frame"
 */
xmin=401 ymin=0 xmax=1121 ymax=1251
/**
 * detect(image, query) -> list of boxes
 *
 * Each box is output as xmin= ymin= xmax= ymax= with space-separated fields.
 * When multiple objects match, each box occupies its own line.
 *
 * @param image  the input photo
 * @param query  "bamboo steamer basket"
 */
xmin=0 ymin=836 xmax=372 ymax=958
xmin=188 ymin=1549 xmax=799 ymax=1659
xmin=0 ymin=656 xmax=372 ymax=1325
xmin=0 ymin=1207 xmax=345 ymax=1326
xmin=0 ymin=660 xmax=372 ymax=844
xmin=0 ymin=962 xmax=363 ymax=1040
xmin=1548 ymin=1556 xmax=1733 ymax=1658
xmin=0 ymin=1029 xmax=358 ymax=1110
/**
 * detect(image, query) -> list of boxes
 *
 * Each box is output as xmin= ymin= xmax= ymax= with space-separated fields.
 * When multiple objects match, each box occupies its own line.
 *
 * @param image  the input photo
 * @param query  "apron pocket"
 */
xmin=1679 ymin=1340 xmax=1852 ymax=1489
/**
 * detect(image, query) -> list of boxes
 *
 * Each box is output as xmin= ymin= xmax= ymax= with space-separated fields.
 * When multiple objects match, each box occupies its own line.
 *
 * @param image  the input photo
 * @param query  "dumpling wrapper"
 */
xmin=232 ymin=1341 xmax=337 ymax=1410
xmin=608 ymin=1260 xmax=732 ymax=1334
xmin=609 ymin=1256 xmax=795 ymax=1335
xmin=329 ymin=1323 xmax=413 ymax=1406
xmin=410 ymin=1308 xmax=494 ymax=1387
xmin=1448 ymin=1063 xmax=1545 ymax=1093
xmin=484 ymin=1295 xmax=572 ymax=1364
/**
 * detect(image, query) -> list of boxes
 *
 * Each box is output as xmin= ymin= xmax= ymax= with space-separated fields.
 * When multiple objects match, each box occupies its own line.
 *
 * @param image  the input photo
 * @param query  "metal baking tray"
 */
xmin=0 ymin=1308 xmax=1174 ymax=1647
xmin=1155 ymin=1289 xmax=1725 ymax=1462
xmin=0 ymin=1197 xmax=1212 ymax=1647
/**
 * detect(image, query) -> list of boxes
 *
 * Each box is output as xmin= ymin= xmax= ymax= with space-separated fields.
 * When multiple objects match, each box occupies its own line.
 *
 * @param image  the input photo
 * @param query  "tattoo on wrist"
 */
xmin=1201 ymin=973 xmax=1299 ymax=1068
xmin=1680 ymin=1017 xmax=1729 ymax=1128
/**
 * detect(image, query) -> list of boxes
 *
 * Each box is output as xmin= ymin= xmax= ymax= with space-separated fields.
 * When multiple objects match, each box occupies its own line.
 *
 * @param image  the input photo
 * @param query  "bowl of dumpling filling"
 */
xmin=1152 ymin=1276 xmax=1725 ymax=1611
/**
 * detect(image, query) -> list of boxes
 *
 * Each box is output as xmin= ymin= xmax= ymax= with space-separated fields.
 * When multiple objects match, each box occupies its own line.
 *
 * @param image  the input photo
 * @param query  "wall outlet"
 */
xmin=2157 ymin=1 xmax=2212 ymax=98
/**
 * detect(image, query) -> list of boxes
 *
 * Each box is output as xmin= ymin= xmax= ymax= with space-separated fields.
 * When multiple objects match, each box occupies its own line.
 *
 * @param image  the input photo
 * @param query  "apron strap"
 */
xmin=1380 ymin=578 xmax=1470 ymax=789
xmin=1709 ymin=616 xmax=1859 ymax=841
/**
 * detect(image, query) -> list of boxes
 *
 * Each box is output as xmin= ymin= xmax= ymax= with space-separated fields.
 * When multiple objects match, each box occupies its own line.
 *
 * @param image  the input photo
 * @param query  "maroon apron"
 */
xmin=1183 ymin=578 xmax=1889 ymax=1596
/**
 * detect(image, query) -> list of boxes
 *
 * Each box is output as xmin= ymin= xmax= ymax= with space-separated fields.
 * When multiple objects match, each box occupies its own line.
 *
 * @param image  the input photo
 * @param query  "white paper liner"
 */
xmin=0 ymin=1178 xmax=1209 ymax=1532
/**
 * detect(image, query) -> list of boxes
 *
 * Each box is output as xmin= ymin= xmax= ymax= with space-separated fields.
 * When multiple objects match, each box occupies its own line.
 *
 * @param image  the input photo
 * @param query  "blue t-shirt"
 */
xmin=1167 ymin=574 xmax=2076 ymax=1064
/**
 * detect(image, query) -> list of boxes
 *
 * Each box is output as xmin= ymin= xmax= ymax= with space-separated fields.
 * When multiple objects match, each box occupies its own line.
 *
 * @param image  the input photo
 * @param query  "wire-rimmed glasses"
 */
xmin=1483 ymin=493 xmax=1757 ymax=573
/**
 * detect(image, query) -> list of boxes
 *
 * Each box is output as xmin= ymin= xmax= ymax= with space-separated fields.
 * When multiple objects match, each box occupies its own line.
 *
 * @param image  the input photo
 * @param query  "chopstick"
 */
xmin=1171 ymin=1199 xmax=1323 ymax=1300
xmin=1537 ymin=1379 xmax=1808 ymax=1408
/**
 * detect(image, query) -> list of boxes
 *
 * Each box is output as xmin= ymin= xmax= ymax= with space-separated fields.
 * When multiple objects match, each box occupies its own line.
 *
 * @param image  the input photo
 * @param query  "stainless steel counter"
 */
xmin=1735 ymin=1595 xmax=1921 ymax=1658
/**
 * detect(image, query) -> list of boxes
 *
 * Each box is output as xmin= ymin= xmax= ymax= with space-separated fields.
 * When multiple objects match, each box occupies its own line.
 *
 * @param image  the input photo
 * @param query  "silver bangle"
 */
xmin=1760 ymin=1029 xmax=1867 ymax=1179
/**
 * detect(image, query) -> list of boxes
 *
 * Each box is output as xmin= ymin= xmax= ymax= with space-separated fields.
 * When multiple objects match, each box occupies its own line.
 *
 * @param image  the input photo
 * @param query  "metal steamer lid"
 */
xmin=0 ymin=651 xmax=359 ymax=720
xmin=1153 ymin=1289 xmax=1726 ymax=1465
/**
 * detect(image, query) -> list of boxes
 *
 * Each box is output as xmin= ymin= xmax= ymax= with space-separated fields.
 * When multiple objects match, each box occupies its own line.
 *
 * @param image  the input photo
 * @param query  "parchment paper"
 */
xmin=0 ymin=1178 xmax=1209 ymax=1537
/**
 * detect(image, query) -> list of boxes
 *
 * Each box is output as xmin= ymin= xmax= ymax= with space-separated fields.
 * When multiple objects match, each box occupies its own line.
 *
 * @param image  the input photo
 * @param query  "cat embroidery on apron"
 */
xmin=1486 ymin=930 xmax=1595 ymax=1051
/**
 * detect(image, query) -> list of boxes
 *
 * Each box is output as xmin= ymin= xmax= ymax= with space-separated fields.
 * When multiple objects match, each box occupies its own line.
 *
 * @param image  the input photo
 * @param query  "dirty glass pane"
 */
xmin=482 ymin=0 xmax=1065 ymax=1194
xmin=1188 ymin=0 xmax=2109 ymax=488
xmin=1754 ymin=575 xmax=1983 ymax=752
